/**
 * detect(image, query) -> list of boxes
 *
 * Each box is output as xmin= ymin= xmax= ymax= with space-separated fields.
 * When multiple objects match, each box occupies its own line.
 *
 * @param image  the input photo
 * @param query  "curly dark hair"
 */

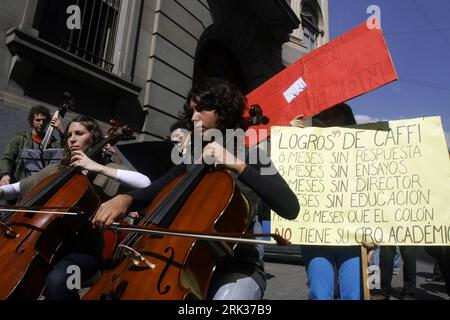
xmin=28 ymin=105 xmax=51 ymax=126
xmin=59 ymin=116 xmax=104 ymax=168
xmin=179 ymin=77 xmax=246 ymax=133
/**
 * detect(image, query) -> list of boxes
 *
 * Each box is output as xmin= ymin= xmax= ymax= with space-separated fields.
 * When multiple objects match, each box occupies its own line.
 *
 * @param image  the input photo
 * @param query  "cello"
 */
xmin=83 ymin=104 xmax=288 ymax=300
xmin=0 ymin=122 xmax=134 ymax=299
xmin=41 ymin=92 xmax=75 ymax=150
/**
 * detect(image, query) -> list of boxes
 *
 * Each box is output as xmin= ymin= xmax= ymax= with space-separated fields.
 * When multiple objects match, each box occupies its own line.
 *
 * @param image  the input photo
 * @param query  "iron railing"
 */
xmin=36 ymin=0 xmax=121 ymax=72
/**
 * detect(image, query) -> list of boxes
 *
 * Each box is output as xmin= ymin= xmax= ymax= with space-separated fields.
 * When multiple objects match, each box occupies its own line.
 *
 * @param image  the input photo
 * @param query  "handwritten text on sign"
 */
xmin=270 ymin=117 xmax=450 ymax=245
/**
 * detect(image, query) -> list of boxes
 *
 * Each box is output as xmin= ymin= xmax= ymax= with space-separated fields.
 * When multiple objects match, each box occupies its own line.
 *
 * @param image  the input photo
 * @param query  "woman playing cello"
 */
xmin=93 ymin=78 xmax=300 ymax=300
xmin=0 ymin=116 xmax=151 ymax=299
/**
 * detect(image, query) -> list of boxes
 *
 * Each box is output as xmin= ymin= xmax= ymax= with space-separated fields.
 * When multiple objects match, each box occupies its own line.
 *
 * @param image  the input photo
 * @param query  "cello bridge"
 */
xmin=118 ymin=244 xmax=155 ymax=269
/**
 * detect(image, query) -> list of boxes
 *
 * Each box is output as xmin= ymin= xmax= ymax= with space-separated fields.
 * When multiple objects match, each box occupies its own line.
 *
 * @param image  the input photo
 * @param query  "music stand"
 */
xmin=116 ymin=141 xmax=175 ymax=182
xmin=20 ymin=148 xmax=64 ymax=176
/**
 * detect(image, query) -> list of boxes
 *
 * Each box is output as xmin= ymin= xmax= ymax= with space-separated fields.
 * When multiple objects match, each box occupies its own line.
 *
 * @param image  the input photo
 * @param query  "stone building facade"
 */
xmin=0 ymin=0 xmax=328 ymax=151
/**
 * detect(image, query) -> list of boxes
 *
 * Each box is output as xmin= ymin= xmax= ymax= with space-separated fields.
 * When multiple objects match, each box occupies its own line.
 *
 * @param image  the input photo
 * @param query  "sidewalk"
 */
xmin=263 ymin=247 xmax=449 ymax=300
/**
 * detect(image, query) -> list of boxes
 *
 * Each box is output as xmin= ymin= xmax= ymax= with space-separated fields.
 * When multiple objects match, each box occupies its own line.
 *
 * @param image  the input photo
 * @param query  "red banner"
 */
xmin=245 ymin=21 xmax=398 ymax=145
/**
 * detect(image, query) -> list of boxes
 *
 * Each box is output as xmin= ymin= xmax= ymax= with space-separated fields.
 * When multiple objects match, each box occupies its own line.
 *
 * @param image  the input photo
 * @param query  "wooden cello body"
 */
xmin=83 ymin=105 xmax=273 ymax=300
xmin=0 ymin=122 xmax=134 ymax=299
xmin=84 ymin=168 xmax=251 ymax=300
xmin=0 ymin=172 xmax=100 ymax=299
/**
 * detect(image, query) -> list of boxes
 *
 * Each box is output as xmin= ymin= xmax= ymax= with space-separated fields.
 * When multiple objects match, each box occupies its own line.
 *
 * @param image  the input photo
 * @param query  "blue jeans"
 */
xmin=44 ymin=251 xmax=101 ymax=300
xmin=371 ymin=246 xmax=401 ymax=271
xmin=371 ymin=247 xmax=380 ymax=266
xmin=302 ymin=246 xmax=361 ymax=300
xmin=393 ymin=246 xmax=401 ymax=270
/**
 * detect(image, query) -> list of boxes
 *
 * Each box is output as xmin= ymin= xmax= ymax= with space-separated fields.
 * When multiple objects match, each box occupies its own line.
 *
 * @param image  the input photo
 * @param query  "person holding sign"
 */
xmin=424 ymin=151 xmax=450 ymax=297
xmin=373 ymin=246 xmax=417 ymax=300
xmin=425 ymin=246 xmax=450 ymax=297
xmin=291 ymin=103 xmax=363 ymax=300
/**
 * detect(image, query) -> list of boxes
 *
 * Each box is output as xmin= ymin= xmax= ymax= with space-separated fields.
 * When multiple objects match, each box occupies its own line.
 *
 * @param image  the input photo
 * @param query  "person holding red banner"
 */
xmin=291 ymin=103 xmax=362 ymax=300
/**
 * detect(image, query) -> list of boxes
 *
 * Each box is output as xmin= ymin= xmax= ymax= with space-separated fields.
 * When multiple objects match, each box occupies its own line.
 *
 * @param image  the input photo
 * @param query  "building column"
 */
xmin=289 ymin=0 xmax=304 ymax=43
xmin=19 ymin=0 xmax=39 ymax=35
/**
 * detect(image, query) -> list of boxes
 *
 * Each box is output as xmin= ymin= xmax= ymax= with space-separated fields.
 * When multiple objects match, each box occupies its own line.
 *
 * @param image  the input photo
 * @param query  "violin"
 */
xmin=82 ymin=105 xmax=285 ymax=300
xmin=0 ymin=121 xmax=134 ymax=299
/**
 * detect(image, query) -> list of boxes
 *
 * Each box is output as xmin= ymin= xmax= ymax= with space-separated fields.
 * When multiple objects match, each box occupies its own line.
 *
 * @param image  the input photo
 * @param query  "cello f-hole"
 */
xmin=157 ymin=246 xmax=174 ymax=295
xmin=15 ymin=229 xmax=34 ymax=254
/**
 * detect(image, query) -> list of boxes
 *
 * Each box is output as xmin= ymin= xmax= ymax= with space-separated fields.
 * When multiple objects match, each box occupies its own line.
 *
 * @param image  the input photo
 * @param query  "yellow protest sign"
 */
xmin=270 ymin=116 xmax=450 ymax=245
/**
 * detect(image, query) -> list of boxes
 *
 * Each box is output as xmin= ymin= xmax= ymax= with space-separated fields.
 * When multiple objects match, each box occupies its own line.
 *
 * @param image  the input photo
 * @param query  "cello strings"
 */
xmin=117 ymin=169 xmax=192 ymax=252
xmin=0 ymin=211 xmax=13 ymax=223
xmin=112 ymin=164 xmax=204 ymax=263
xmin=112 ymin=169 xmax=193 ymax=262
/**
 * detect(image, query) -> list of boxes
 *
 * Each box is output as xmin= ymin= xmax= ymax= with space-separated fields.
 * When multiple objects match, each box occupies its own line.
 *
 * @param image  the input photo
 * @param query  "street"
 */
xmin=263 ymin=247 xmax=448 ymax=300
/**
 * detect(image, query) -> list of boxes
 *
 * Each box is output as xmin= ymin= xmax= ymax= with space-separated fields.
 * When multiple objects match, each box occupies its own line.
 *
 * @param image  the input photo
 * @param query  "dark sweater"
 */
xmin=128 ymin=149 xmax=299 ymax=293
xmin=129 ymin=158 xmax=299 ymax=221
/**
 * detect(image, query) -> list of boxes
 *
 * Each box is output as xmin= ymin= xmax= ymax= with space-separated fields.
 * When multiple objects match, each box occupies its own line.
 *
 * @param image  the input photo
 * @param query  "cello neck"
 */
xmin=20 ymin=135 xmax=116 ymax=207
xmin=41 ymin=110 xmax=59 ymax=150
xmin=144 ymin=164 xmax=208 ymax=227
